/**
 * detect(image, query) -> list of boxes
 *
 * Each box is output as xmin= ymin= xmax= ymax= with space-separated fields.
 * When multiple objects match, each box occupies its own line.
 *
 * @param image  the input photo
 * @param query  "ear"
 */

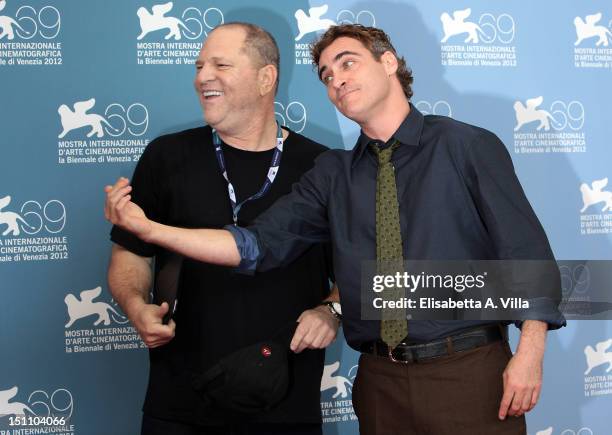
xmin=380 ymin=51 xmax=398 ymax=76
xmin=257 ymin=64 xmax=277 ymax=96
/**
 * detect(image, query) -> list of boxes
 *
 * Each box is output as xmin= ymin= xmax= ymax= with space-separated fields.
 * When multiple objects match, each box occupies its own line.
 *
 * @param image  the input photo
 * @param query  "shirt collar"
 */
xmin=351 ymin=103 xmax=424 ymax=167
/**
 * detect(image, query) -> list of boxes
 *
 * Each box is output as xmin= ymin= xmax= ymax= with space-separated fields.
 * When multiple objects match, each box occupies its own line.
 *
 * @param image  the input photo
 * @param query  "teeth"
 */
xmin=203 ymin=90 xmax=223 ymax=97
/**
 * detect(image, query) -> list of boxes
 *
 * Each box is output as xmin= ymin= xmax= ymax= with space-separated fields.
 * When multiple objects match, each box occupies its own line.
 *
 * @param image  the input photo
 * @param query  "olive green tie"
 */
xmin=371 ymin=141 xmax=408 ymax=349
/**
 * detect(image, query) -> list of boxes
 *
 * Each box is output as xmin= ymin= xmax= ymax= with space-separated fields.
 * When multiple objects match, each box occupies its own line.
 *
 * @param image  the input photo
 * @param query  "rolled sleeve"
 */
xmin=513 ymin=297 xmax=567 ymax=330
xmin=224 ymin=225 xmax=260 ymax=275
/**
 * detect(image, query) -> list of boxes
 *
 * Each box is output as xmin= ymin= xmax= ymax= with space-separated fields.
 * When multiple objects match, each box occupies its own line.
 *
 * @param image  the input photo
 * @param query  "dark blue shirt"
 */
xmin=227 ymin=105 xmax=565 ymax=350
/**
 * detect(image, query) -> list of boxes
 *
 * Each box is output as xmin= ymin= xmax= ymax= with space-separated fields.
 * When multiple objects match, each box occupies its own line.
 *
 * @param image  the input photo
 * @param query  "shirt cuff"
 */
xmin=224 ymin=225 xmax=260 ymax=275
xmin=512 ymin=297 xmax=567 ymax=330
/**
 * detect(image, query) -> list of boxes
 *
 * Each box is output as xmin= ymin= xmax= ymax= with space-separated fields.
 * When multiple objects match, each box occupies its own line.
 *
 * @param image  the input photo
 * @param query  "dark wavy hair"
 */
xmin=311 ymin=24 xmax=414 ymax=99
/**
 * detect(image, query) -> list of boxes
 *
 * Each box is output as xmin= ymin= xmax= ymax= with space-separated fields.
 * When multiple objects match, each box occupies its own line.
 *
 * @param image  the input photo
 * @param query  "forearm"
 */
xmin=108 ymin=243 xmax=177 ymax=347
xmin=107 ymin=244 xmax=153 ymax=318
xmin=324 ymin=283 xmax=340 ymax=303
xmin=147 ymin=223 xmax=241 ymax=267
xmin=515 ymin=320 xmax=547 ymax=357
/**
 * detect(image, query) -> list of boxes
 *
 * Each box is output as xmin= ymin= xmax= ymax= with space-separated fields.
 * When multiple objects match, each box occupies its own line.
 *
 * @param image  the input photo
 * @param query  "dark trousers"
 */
xmin=352 ymin=341 xmax=527 ymax=435
xmin=141 ymin=414 xmax=322 ymax=435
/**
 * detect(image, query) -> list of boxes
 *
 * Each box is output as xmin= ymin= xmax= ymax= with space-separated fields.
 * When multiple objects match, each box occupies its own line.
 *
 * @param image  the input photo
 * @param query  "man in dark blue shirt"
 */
xmin=106 ymin=24 xmax=564 ymax=435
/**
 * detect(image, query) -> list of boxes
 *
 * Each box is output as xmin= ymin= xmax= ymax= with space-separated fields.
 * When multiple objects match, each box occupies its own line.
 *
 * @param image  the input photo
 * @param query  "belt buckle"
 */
xmin=388 ymin=345 xmax=411 ymax=364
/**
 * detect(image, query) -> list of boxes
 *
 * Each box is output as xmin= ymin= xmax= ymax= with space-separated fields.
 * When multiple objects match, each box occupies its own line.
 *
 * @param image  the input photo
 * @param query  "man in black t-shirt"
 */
xmin=106 ymin=23 xmax=339 ymax=435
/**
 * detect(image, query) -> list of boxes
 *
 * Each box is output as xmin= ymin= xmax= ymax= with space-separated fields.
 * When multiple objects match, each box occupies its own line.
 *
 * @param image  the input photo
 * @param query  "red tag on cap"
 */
xmin=261 ymin=346 xmax=272 ymax=357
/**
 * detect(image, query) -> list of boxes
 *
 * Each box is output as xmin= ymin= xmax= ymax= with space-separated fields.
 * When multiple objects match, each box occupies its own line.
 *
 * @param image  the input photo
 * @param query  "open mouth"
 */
xmin=202 ymin=90 xmax=224 ymax=100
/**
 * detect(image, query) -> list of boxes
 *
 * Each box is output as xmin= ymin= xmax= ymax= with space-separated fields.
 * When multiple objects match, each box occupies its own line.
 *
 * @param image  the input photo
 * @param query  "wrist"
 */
xmin=143 ymin=220 xmax=160 ymax=244
xmin=516 ymin=320 xmax=547 ymax=357
xmin=515 ymin=345 xmax=545 ymax=360
xmin=124 ymin=295 xmax=147 ymax=319
xmin=319 ymin=301 xmax=342 ymax=321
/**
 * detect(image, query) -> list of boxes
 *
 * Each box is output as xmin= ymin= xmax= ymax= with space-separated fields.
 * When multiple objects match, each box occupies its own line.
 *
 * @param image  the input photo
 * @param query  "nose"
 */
xmin=195 ymin=63 xmax=215 ymax=84
xmin=331 ymin=73 xmax=346 ymax=90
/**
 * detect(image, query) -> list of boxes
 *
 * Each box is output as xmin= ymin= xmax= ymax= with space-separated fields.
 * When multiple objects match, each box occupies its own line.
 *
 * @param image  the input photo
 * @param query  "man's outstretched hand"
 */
xmin=104 ymin=177 xmax=152 ymax=241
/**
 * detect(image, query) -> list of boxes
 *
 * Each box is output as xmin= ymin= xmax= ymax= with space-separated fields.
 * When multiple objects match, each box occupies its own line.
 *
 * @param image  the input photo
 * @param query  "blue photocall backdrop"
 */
xmin=1 ymin=1 xmax=611 ymax=434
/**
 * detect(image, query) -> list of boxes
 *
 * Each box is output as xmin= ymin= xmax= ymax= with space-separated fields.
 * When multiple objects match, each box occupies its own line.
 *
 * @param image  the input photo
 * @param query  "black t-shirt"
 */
xmin=110 ymin=126 xmax=332 ymax=425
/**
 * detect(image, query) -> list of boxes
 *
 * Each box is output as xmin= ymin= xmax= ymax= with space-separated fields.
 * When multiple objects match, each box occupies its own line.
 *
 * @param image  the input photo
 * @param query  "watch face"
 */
xmin=331 ymin=302 xmax=342 ymax=316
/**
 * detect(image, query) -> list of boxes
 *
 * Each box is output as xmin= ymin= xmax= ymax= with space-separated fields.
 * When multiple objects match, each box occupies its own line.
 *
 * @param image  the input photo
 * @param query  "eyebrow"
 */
xmin=318 ymin=50 xmax=360 ymax=81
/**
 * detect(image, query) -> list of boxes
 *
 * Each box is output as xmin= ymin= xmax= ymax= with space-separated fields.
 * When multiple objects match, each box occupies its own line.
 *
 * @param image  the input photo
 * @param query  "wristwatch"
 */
xmin=319 ymin=301 xmax=342 ymax=321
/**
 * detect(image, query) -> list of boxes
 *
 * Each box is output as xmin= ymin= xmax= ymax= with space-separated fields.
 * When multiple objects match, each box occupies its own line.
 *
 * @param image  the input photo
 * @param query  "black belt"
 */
xmin=360 ymin=324 xmax=507 ymax=363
